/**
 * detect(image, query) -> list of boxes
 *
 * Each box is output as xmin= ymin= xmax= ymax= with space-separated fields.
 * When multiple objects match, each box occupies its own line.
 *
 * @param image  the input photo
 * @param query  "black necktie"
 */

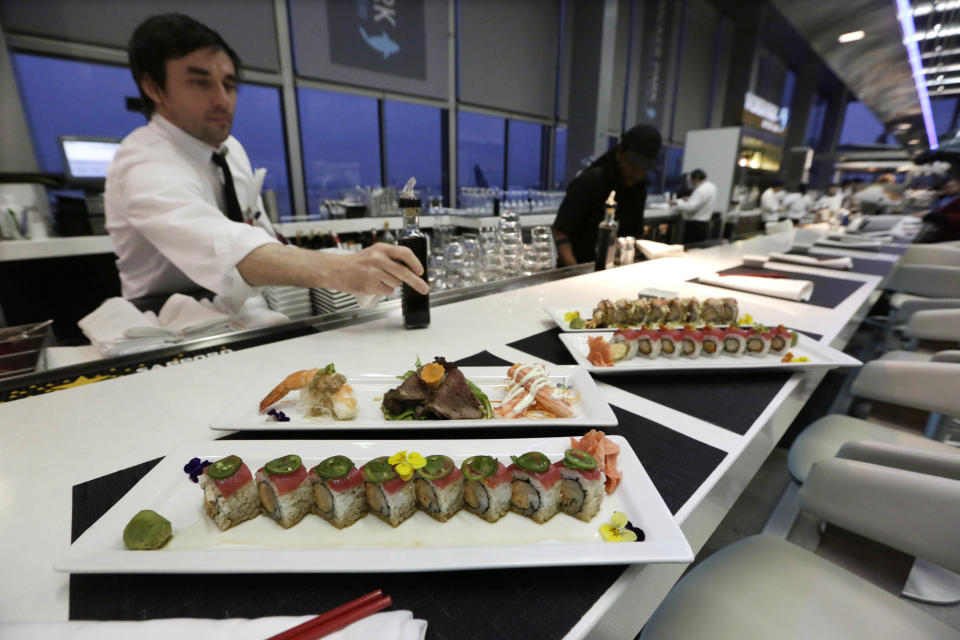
xmin=211 ymin=151 xmax=244 ymax=223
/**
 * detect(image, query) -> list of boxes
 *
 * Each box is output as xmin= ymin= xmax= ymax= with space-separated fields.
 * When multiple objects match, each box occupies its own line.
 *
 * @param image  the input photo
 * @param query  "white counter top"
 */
xmin=0 ymin=232 xmax=885 ymax=637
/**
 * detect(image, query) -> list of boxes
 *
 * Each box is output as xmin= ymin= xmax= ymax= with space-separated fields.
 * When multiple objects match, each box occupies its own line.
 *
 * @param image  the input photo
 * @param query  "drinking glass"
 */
xmin=443 ymin=239 xmax=465 ymax=289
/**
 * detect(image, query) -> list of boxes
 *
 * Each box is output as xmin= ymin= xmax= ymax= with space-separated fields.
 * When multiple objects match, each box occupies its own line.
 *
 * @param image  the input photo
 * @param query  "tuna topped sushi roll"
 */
xmin=256 ymin=454 xmax=313 ymax=529
xmin=310 ymin=455 xmax=367 ymax=529
xmin=200 ymin=455 xmax=260 ymax=531
xmin=612 ymin=329 xmax=640 ymax=361
xmin=461 ymin=455 xmax=513 ymax=522
xmin=634 ymin=326 xmax=662 ymax=359
xmin=509 ymin=451 xmax=562 ymax=524
xmin=363 ymin=456 xmax=417 ymax=527
xmin=744 ymin=327 xmax=771 ymax=357
xmin=721 ymin=327 xmax=750 ymax=357
xmin=680 ymin=326 xmax=704 ymax=358
xmin=415 ymin=454 xmax=465 ymax=522
xmin=558 ymin=449 xmax=605 ymax=522
xmin=767 ymin=325 xmax=798 ymax=356
xmin=658 ymin=327 xmax=684 ymax=359
xmin=700 ymin=326 xmax=725 ymax=358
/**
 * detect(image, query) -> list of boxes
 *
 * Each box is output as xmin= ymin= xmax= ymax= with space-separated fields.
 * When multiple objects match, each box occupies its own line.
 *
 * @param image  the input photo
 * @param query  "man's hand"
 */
xmin=332 ymin=243 xmax=429 ymax=295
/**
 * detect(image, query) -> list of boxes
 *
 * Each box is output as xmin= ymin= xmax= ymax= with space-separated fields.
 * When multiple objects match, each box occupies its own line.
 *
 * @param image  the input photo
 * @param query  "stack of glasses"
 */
xmin=498 ymin=211 xmax=524 ymax=278
xmin=526 ymin=225 xmax=556 ymax=272
xmin=478 ymin=224 xmax=502 ymax=281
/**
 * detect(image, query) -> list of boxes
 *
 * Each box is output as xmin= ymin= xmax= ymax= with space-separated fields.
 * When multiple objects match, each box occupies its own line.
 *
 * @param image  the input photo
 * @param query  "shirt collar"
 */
xmin=149 ymin=114 xmax=226 ymax=167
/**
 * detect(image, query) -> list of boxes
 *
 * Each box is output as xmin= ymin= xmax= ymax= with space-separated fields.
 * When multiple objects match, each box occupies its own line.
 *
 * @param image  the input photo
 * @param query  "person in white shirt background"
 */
xmin=853 ymin=173 xmax=902 ymax=215
xmin=670 ymin=169 xmax=718 ymax=243
xmin=106 ymin=14 xmax=428 ymax=313
xmin=759 ymin=181 xmax=785 ymax=217
xmin=780 ymin=184 xmax=812 ymax=222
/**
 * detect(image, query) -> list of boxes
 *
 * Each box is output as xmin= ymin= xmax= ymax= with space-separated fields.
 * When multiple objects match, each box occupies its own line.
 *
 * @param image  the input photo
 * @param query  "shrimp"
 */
xmin=259 ymin=368 xmax=319 ymax=412
xmin=496 ymin=364 xmax=575 ymax=418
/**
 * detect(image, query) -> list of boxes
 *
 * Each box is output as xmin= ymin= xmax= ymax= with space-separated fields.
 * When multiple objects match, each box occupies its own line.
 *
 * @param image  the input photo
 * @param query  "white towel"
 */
xmin=0 ymin=610 xmax=427 ymax=640
xmin=636 ymin=239 xmax=684 ymax=260
xmin=698 ymin=272 xmax=814 ymax=301
xmin=77 ymin=298 xmax=175 ymax=355
xmin=743 ymin=252 xmax=853 ymax=270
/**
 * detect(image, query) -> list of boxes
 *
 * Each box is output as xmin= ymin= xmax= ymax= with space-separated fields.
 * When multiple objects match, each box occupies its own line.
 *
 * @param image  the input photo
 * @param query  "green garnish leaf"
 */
xmin=466 ymin=379 xmax=493 ymax=419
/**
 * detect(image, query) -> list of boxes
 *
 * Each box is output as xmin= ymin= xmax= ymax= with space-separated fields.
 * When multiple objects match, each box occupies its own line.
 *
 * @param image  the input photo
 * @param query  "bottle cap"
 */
xmin=399 ymin=177 xmax=421 ymax=208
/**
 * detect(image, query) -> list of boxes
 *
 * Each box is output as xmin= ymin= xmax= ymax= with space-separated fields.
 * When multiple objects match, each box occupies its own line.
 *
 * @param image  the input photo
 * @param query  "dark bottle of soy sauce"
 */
xmin=398 ymin=195 xmax=430 ymax=328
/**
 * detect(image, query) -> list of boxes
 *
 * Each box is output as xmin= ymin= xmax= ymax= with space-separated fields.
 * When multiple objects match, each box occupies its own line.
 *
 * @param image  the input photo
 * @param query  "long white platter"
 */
xmin=210 ymin=366 xmax=616 ymax=431
xmin=55 ymin=437 xmax=693 ymax=573
xmin=558 ymin=332 xmax=862 ymax=374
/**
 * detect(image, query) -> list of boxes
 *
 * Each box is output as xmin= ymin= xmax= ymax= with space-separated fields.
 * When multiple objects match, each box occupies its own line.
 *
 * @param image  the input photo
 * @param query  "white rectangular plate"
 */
xmin=55 ymin=437 xmax=692 ymax=573
xmin=558 ymin=332 xmax=862 ymax=374
xmin=210 ymin=366 xmax=616 ymax=431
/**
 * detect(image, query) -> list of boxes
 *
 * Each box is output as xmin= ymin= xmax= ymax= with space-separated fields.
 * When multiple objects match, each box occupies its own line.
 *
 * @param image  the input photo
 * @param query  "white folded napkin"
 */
xmin=636 ymin=239 xmax=684 ymax=260
xmin=0 ymin=610 xmax=427 ymax=640
xmin=814 ymin=238 xmax=883 ymax=249
xmin=220 ymin=294 xmax=290 ymax=330
xmin=77 ymin=298 xmax=177 ymax=355
xmin=698 ymin=272 xmax=814 ymax=301
xmin=123 ymin=294 xmax=231 ymax=338
xmin=766 ymin=252 xmax=853 ymax=270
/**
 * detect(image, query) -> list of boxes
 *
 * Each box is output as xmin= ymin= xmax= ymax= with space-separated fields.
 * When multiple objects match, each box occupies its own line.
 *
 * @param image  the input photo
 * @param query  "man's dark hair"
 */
xmin=691 ymin=169 xmax=706 ymax=182
xmin=129 ymin=13 xmax=242 ymax=117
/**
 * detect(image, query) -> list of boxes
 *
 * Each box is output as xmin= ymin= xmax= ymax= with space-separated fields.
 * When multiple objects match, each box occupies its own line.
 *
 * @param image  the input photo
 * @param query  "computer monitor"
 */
xmin=57 ymin=135 xmax=122 ymax=191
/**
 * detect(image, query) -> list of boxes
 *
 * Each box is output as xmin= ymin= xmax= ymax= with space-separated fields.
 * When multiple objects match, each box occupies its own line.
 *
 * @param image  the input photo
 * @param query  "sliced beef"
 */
xmin=425 ymin=366 xmax=483 ymax=419
xmin=382 ymin=372 xmax=429 ymax=415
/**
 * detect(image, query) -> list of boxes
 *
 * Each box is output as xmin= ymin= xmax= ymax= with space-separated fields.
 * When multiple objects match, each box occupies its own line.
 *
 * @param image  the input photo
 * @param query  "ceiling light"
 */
xmin=896 ymin=122 xmax=913 ymax=130
xmin=838 ymin=30 xmax=865 ymax=43
xmin=908 ymin=138 xmax=921 ymax=144
xmin=897 ymin=0 xmax=939 ymax=149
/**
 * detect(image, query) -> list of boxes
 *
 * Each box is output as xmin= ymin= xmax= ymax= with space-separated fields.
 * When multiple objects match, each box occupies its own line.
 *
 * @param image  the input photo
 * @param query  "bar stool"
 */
xmin=641 ymin=454 xmax=960 ymax=640
xmin=882 ymin=309 xmax=960 ymax=363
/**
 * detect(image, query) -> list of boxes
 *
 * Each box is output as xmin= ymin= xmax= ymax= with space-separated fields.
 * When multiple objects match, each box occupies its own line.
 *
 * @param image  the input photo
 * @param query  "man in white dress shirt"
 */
xmin=760 ymin=181 xmax=785 ymax=217
xmin=106 ymin=14 xmax=427 ymax=311
xmin=671 ymin=169 xmax=717 ymax=243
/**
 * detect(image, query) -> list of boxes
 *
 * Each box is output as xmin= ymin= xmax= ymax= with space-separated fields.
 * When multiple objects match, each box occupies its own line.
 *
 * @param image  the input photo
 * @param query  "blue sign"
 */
xmin=327 ymin=0 xmax=427 ymax=80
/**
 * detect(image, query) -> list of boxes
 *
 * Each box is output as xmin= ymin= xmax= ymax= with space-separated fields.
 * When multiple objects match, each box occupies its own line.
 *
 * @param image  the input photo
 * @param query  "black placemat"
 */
xmin=693 ymin=264 xmax=864 ymax=308
xmin=506 ymin=327 xmax=577 ymax=365
xmin=450 ymin=351 xmax=513 ymax=367
xmin=604 ymin=370 xmax=793 ymax=436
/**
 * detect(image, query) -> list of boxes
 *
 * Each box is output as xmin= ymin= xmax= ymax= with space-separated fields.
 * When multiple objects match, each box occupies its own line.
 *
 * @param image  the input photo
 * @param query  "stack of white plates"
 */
xmin=310 ymin=288 xmax=359 ymax=315
xmin=262 ymin=286 xmax=313 ymax=320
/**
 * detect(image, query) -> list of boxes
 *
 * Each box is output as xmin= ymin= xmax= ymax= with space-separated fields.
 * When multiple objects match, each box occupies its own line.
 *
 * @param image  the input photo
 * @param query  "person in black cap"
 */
xmin=552 ymin=124 xmax=662 ymax=266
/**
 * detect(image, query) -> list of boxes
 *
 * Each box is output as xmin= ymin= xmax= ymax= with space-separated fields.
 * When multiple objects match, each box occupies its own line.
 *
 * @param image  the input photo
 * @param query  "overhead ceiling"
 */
xmin=769 ymin=0 xmax=922 ymax=134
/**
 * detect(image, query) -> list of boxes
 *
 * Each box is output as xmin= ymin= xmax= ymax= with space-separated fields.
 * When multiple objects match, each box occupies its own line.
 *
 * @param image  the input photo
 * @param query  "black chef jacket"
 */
xmin=552 ymin=148 xmax=648 ymax=264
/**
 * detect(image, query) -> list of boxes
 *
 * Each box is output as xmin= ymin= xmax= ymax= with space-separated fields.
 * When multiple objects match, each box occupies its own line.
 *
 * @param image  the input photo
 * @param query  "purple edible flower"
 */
xmin=183 ymin=457 xmax=212 ymax=483
xmin=267 ymin=408 xmax=290 ymax=422
xmin=625 ymin=520 xmax=645 ymax=542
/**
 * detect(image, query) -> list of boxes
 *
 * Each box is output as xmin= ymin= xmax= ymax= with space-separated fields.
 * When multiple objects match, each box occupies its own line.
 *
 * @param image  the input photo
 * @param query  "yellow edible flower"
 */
xmin=739 ymin=313 xmax=754 ymax=325
xmin=388 ymin=450 xmax=426 ymax=481
xmin=599 ymin=511 xmax=638 ymax=543
xmin=564 ymin=311 xmax=581 ymax=323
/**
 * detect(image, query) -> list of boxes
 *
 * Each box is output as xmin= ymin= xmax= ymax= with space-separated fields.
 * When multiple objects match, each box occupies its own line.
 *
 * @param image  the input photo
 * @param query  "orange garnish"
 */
xmin=780 ymin=352 xmax=794 ymax=363
xmin=419 ymin=362 xmax=445 ymax=385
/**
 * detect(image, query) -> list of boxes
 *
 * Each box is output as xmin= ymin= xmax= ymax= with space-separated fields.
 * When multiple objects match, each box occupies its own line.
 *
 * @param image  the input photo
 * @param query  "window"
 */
xmin=298 ymin=88 xmax=380 ymax=217
xmin=930 ymin=97 xmax=958 ymax=139
xmin=457 ymin=110 xmax=504 ymax=194
xmin=838 ymin=101 xmax=890 ymax=146
xmin=232 ymin=84 xmax=292 ymax=218
xmin=553 ymin=126 xmax=567 ymax=189
xmin=662 ymin=145 xmax=685 ymax=195
xmin=383 ymin=100 xmax=443 ymax=205
xmin=506 ymin=120 xmax=542 ymax=189
xmin=804 ymin=92 xmax=829 ymax=149
xmin=10 ymin=53 xmax=143 ymax=174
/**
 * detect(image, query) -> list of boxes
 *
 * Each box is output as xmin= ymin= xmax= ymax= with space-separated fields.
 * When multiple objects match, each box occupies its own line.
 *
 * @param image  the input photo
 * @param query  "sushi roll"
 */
xmin=634 ymin=326 xmax=662 ymax=359
xmin=558 ymin=449 xmax=605 ymax=522
xmin=629 ymin=298 xmax=650 ymax=324
xmin=721 ymin=297 xmax=739 ymax=324
xmin=362 ymin=456 xmax=416 ymax=527
xmin=414 ymin=454 xmax=465 ymax=522
xmin=646 ymin=298 xmax=669 ymax=324
xmin=256 ymin=454 xmax=313 ymax=529
xmin=721 ymin=327 xmax=750 ymax=357
xmin=592 ymin=299 xmax=614 ymax=327
xmin=665 ymin=298 xmax=686 ymax=323
xmin=612 ymin=329 xmax=640 ymax=361
xmin=699 ymin=298 xmax=724 ymax=324
xmin=658 ymin=327 xmax=684 ymax=359
xmin=699 ymin=326 xmax=724 ymax=358
xmin=461 ymin=455 xmax=513 ymax=522
xmin=682 ymin=297 xmax=701 ymax=323
xmin=680 ymin=326 xmax=704 ymax=358
xmin=767 ymin=325 xmax=798 ymax=356
xmin=744 ymin=327 xmax=771 ymax=357
xmin=509 ymin=451 xmax=562 ymax=523
xmin=310 ymin=455 xmax=367 ymax=529
xmin=613 ymin=298 xmax=634 ymax=325
xmin=200 ymin=455 xmax=260 ymax=531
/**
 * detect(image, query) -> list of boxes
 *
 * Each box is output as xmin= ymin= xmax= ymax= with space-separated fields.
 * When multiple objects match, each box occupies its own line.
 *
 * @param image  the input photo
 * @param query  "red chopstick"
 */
xmin=267 ymin=590 xmax=391 ymax=640
xmin=719 ymin=272 xmax=788 ymax=279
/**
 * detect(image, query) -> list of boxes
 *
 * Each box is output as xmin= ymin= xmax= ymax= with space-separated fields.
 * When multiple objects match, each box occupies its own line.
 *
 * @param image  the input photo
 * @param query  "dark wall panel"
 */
xmin=672 ymin=0 xmax=718 ymax=143
xmin=0 ymin=0 xmax=279 ymax=71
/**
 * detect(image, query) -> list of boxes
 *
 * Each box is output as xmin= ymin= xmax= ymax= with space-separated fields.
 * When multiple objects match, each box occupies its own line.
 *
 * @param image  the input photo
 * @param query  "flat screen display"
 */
xmin=59 ymin=137 xmax=121 ymax=181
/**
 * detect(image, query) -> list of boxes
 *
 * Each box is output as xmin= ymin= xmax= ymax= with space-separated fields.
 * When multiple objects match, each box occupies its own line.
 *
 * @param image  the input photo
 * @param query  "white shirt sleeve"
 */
xmin=674 ymin=186 xmax=708 ymax=215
